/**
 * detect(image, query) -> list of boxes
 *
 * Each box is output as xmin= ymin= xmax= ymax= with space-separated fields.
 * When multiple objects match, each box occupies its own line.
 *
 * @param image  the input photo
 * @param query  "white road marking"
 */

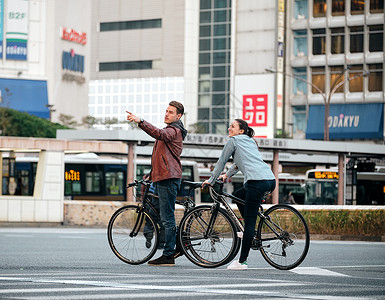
xmin=290 ymin=267 xmax=350 ymax=277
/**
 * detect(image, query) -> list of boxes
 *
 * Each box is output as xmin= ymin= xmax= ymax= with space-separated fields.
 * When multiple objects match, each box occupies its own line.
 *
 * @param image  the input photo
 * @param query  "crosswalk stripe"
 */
xmin=290 ymin=267 xmax=350 ymax=277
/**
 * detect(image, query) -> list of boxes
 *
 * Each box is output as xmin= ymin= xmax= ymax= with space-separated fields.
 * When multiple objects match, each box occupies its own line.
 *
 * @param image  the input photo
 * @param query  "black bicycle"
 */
xmin=107 ymin=179 xmax=195 ymax=265
xmin=178 ymin=180 xmax=310 ymax=270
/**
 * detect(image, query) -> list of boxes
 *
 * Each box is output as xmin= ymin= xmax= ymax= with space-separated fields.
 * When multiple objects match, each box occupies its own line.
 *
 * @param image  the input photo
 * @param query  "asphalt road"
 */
xmin=0 ymin=227 xmax=384 ymax=299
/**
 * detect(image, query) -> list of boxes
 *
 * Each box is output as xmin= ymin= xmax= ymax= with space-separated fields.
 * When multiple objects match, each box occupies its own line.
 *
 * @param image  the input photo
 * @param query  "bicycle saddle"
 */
xmin=183 ymin=181 xmax=203 ymax=189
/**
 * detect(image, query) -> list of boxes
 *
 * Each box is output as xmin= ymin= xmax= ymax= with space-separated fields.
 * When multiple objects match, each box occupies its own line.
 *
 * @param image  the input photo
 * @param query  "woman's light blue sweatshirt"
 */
xmin=208 ymin=134 xmax=275 ymax=185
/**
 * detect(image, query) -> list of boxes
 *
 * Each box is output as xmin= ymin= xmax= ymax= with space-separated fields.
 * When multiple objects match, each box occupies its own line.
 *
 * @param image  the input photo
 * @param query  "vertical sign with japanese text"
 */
xmin=6 ymin=0 xmax=28 ymax=60
xmin=0 ymin=0 xmax=3 ymax=59
xmin=243 ymin=94 xmax=268 ymax=127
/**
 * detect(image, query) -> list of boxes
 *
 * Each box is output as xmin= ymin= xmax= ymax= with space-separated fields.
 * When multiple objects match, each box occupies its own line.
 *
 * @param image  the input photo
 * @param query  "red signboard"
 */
xmin=243 ymin=94 xmax=268 ymax=127
xmin=60 ymin=26 xmax=87 ymax=45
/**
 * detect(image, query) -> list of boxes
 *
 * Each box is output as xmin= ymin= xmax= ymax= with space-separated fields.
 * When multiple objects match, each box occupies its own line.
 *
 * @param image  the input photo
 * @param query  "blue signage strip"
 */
xmin=306 ymin=103 xmax=384 ymax=140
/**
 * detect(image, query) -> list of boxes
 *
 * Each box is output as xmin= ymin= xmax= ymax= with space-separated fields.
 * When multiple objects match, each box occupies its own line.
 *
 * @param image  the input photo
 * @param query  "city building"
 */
xmin=285 ymin=0 xmax=384 ymax=142
xmin=0 ymin=0 xmax=91 ymax=125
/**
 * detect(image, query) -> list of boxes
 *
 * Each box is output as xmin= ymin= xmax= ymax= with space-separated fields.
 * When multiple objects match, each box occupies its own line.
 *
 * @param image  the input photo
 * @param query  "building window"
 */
xmin=331 ymin=28 xmax=345 ymax=54
xmin=369 ymin=25 xmax=384 ymax=52
xmin=351 ymin=0 xmax=364 ymax=14
xmin=350 ymin=26 xmax=364 ymax=53
xmin=348 ymin=65 xmax=364 ymax=92
xmin=293 ymin=68 xmax=307 ymax=95
xmin=330 ymin=66 xmax=345 ymax=93
xmin=311 ymin=67 xmax=325 ymax=93
xmin=292 ymin=106 xmax=307 ymax=136
xmin=332 ymin=0 xmax=345 ymax=16
xmin=295 ymin=0 xmax=308 ymax=19
xmin=313 ymin=0 xmax=327 ymax=17
xmin=368 ymin=64 xmax=383 ymax=92
xmin=294 ymin=30 xmax=308 ymax=56
xmin=313 ymin=29 xmax=326 ymax=55
xmin=100 ymin=19 xmax=161 ymax=32
xmin=370 ymin=0 xmax=384 ymax=13
xmin=99 ymin=60 xmax=152 ymax=71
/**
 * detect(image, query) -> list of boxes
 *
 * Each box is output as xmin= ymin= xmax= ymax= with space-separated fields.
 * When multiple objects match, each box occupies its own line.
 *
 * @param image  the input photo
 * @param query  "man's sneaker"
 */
xmin=148 ymin=255 xmax=175 ymax=266
xmin=227 ymin=260 xmax=248 ymax=270
xmin=237 ymin=232 xmax=243 ymax=239
xmin=145 ymin=239 xmax=151 ymax=249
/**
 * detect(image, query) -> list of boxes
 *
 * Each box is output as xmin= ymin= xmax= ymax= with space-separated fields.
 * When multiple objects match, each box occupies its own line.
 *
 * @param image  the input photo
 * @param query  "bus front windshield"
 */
xmin=305 ymin=181 xmax=338 ymax=205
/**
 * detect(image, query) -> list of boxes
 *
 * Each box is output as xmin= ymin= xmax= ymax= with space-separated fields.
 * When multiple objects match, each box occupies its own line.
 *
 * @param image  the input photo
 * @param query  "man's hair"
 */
xmin=169 ymin=101 xmax=184 ymax=116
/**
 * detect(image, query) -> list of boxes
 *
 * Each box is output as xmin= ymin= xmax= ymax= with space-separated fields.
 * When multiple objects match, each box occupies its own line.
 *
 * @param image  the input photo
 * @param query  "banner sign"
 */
xmin=6 ymin=0 xmax=28 ymax=60
xmin=0 ymin=0 xmax=3 ymax=59
xmin=243 ymin=94 xmax=268 ymax=127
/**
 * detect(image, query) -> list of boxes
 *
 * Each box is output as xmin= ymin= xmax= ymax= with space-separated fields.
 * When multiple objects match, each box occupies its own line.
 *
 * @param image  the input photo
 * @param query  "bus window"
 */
xmin=106 ymin=171 xmax=124 ymax=195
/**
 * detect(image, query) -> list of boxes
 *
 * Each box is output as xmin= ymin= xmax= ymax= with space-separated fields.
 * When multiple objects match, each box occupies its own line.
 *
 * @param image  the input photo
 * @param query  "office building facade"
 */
xmin=286 ymin=0 xmax=384 ymax=141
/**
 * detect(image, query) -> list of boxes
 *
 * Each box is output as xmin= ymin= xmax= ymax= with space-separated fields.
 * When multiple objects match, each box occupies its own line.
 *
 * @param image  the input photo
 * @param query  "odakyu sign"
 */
xmin=62 ymin=49 xmax=85 ymax=73
xmin=306 ymin=103 xmax=384 ymax=140
xmin=6 ymin=0 xmax=28 ymax=61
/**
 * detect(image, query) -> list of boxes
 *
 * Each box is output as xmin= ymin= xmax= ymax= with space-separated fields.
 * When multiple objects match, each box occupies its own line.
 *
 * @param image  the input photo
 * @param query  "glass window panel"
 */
xmin=332 ymin=0 xmax=345 ymax=16
xmin=199 ymin=66 xmax=210 ymax=76
xmin=199 ymin=53 xmax=211 ymax=64
xmin=331 ymin=28 xmax=345 ymax=54
xmin=311 ymin=67 xmax=325 ymax=93
xmin=100 ymin=19 xmax=161 ymax=32
xmin=200 ymin=11 xmax=211 ymax=23
xmin=200 ymin=0 xmax=211 ymax=9
xmin=313 ymin=0 xmax=327 ymax=17
xmin=213 ymin=66 xmax=226 ymax=78
xmin=350 ymin=26 xmax=364 ymax=53
xmin=200 ymin=25 xmax=211 ymax=37
xmin=212 ymin=79 xmax=226 ymax=91
xmin=351 ymin=0 xmax=364 ymax=14
xmin=214 ymin=10 xmax=227 ymax=22
xmin=213 ymin=122 xmax=227 ymax=134
xmin=294 ymin=30 xmax=308 ymax=56
xmin=199 ymin=39 xmax=211 ymax=51
xmin=312 ymin=29 xmax=326 ymax=55
xmin=368 ymin=64 xmax=383 ymax=92
xmin=199 ymin=95 xmax=211 ymax=106
xmin=369 ymin=25 xmax=384 ymax=52
xmin=330 ymin=66 xmax=345 ymax=93
xmin=214 ymin=0 xmax=227 ymax=8
xmin=212 ymin=93 xmax=227 ymax=105
xmin=292 ymin=106 xmax=307 ymax=134
xmin=214 ymin=24 xmax=227 ymax=36
xmin=213 ymin=51 xmax=226 ymax=64
xmin=213 ymin=38 xmax=226 ymax=50
xmin=293 ymin=67 xmax=307 ymax=95
xmin=348 ymin=65 xmax=364 ymax=92
xmin=199 ymin=81 xmax=210 ymax=92
xmin=295 ymin=0 xmax=308 ymax=19
xmin=212 ymin=107 xmax=226 ymax=119
xmin=370 ymin=0 xmax=384 ymax=13
xmin=198 ymin=107 xmax=210 ymax=119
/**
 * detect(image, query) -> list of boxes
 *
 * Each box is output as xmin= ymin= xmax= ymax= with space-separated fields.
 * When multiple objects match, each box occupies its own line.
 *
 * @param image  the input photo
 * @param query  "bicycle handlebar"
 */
xmin=126 ymin=179 xmax=152 ymax=189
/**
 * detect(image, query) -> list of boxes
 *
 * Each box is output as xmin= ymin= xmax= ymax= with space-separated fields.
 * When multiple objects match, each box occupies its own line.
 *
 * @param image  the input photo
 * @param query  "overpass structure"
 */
xmin=1 ymin=131 xmax=384 ymax=223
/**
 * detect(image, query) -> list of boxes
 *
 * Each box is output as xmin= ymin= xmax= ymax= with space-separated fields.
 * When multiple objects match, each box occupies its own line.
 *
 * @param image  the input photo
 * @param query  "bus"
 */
xmin=304 ymin=169 xmax=339 ymax=205
xmin=11 ymin=154 xmax=200 ymax=202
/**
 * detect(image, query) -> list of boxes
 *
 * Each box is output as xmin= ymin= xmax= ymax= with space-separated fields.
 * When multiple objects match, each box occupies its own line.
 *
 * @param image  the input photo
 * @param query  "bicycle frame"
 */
xmin=208 ymin=183 xmax=285 ymax=243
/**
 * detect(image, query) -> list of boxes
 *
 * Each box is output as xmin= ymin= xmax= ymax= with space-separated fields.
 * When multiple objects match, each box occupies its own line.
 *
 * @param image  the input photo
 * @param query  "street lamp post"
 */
xmin=266 ymin=67 xmax=369 ymax=141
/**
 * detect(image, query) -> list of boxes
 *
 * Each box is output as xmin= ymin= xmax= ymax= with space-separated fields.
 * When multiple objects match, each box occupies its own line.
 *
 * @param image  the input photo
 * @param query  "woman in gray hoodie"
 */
xmin=202 ymin=119 xmax=276 ymax=270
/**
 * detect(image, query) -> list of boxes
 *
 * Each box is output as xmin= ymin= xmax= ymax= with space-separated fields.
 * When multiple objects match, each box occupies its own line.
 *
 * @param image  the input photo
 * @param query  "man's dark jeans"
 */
xmin=154 ymin=178 xmax=181 ymax=257
xmin=234 ymin=179 xmax=276 ymax=263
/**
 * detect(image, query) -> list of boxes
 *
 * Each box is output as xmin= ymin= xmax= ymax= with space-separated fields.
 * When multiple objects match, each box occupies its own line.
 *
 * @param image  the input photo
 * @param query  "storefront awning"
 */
xmin=0 ymin=78 xmax=49 ymax=118
xmin=306 ymin=103 xmax=384 ymax=140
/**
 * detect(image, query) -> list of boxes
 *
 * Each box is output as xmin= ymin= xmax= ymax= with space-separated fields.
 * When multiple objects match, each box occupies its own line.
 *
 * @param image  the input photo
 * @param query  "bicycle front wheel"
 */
xmin=107 ymin=205 xmax=158 ymax=265
xmin=179 ymin=205 xmax=240 ymax=268
xmin=257 ymin=204 xmax=310 ymax=270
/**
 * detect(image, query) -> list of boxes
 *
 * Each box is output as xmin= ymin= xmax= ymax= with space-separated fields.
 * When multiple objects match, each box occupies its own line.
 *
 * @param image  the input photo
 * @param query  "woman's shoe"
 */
xmin=227 ymin=260 xmax=248 ymax=270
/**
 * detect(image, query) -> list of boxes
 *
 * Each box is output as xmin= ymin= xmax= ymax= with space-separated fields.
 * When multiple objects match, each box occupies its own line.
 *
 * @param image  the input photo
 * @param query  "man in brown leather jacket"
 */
xmin=126 ymin=101 xmax=187 ymax=266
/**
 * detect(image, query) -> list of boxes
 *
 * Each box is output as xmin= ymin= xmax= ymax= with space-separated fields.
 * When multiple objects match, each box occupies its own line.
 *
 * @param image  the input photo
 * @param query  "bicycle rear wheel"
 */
xmin=107 ymin=205 xmax=158 ymax=265
xmin=257 ymin=204 xmax=310 ymax=270
xmin=179 ymin=205 xmax=240 ymax=268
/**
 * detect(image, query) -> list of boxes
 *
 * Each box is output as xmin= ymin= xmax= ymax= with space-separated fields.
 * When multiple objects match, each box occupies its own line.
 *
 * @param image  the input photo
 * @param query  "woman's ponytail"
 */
xmin=235 ymin=119 xmax=254 ymax=138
